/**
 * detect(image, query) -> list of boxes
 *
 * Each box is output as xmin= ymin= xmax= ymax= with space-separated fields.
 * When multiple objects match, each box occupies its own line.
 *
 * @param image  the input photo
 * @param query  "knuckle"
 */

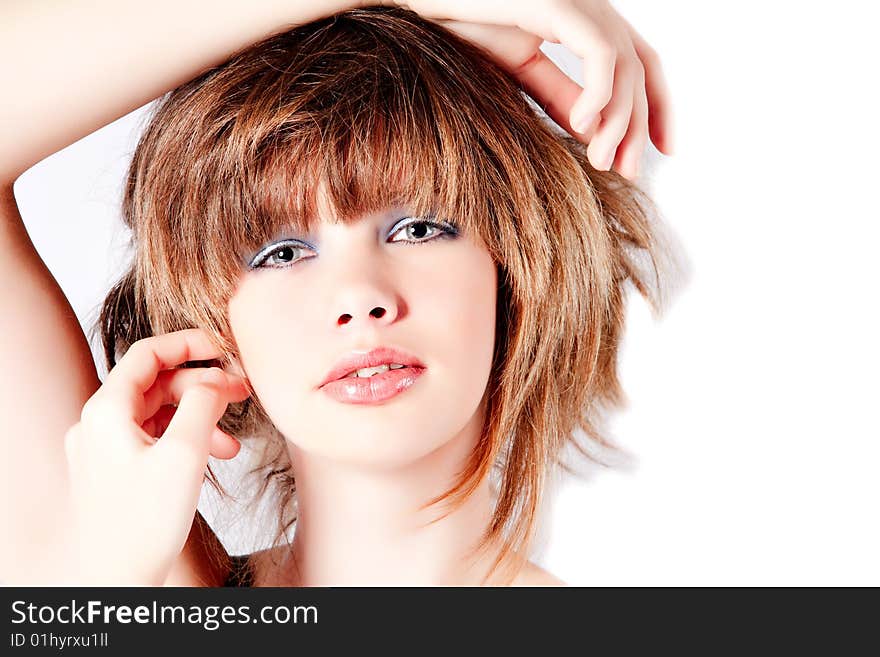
xmin=616 ymin=57 xmax=643 ymax=85
xmin=127 ymin=337 xmax=157 ymax=361
xmin=640 ymin=42 xmax=661 ymax=68
xmin=547 ymin=0 xmax=571 ymax=17
xmin=598 ymin=111 xmax=627 ymax=136
xmin=125 ymin=338 xmax=149 ymax=356
xmin=594 ymin=39 xmax=617 ymax=66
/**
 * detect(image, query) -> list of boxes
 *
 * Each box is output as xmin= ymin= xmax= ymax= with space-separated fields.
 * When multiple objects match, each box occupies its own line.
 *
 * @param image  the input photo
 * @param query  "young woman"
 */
xmin=0 ymin=0 xmax=674 ymax=586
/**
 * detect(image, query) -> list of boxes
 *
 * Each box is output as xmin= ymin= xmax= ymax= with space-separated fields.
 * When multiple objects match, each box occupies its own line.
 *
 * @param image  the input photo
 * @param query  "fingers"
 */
xmin=549 ymin=5 xmax=643 ymax=175
xmin=144 ymin=368 xmax=248 ymax=461
xmin=435 ymin=7 xmax=670 ymax=180
xmin=540 ymin=3 xmax=671 ymax=176
xmin=623 ymin=17 xmax=675 ymax=155
xmin=151 ymin=368 xmax=234 ymax=477
xmin=510 ymin=47 xmax=602 ymax=144
xmin=140 ymin=366 xmax=249 ymax=424
xmin=610 ymin=67 xmax=649 ymax=179
xmin=141 ymin=405 xmax=240 ymax=460
xmin=585 ymin=58 xmax=636 ymax=173
xmin=568 ymin=40 xmax=616 ymax=137
xmin=208 ymin=426 xmax=242 ymax=460
xmin=550 ymin=3 xmax=616 ymax=136
xmin=103 ymin=329 xmax=224 ymax=416
xmin=85 ymin=328 xmax=250 ymax=464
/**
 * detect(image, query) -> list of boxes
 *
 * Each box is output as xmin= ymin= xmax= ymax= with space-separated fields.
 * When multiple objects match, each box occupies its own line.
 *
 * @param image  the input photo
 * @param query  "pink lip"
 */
xmin=318 ymin=346 xmax=426 ymax=388
xmin=320 ymin=365 xmax=426 ymax=404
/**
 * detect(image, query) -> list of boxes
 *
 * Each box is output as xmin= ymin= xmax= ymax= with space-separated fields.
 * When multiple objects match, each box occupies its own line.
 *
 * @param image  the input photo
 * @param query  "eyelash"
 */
xmin=248 ymin=217 xmax=459 ymax=270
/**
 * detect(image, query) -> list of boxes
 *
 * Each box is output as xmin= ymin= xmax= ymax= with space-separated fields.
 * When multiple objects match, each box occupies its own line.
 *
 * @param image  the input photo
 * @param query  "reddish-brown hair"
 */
xmin=94 ymin=6 xmax=670 ymax=584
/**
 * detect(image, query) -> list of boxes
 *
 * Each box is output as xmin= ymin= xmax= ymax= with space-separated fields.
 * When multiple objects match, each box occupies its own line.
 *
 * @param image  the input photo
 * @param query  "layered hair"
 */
xmin=93 ymin=6 xmax=669 ymax=584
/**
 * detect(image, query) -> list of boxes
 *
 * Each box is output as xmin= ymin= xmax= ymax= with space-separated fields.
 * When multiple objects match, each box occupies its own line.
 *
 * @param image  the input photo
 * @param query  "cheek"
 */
xmin=227 ymin=281 xmax=316 ymax=412
xmin=420 ymin=251 xmax=497 ymax=412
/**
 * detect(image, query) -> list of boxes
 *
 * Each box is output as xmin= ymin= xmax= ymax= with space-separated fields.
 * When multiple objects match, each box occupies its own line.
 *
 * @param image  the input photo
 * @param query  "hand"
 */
xmin=396 ymin=0 xmax=674 ymax=180
xmin=61 ymin=329 xmax=250 ymax=585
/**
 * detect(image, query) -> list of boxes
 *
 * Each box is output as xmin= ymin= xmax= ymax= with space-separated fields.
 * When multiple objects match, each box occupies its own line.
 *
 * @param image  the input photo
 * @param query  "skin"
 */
xmin=419 ymin=0 xmax=676 ymax=178
xmin=0 ymin=0 xmax=671 ymax=585
xmin=227 ymin=181 xmax=521 ymax=585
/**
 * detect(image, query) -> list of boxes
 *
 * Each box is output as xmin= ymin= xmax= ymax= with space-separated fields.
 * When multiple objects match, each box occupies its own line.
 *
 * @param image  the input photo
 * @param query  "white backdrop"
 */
xmin=13 ymin=1 xmax=880 ymax=585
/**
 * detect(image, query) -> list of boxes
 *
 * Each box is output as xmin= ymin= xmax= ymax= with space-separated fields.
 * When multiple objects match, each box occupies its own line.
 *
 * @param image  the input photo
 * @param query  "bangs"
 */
xmin=191 ymin=13 xmax=523 ymax=280
xmin=242 ymin=96 xmax=479 ymax=247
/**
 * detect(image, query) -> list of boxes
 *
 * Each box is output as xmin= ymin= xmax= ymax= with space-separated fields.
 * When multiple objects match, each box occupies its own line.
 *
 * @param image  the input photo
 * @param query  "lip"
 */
xmin=320 ymin=366 xmax=426 ymax=404
xmin=317 ymin=346 xmax=427 ymax=390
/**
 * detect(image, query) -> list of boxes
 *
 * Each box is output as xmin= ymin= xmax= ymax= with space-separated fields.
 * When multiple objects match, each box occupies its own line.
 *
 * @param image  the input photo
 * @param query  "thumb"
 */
xmin=152 ymin=367 xmax=229 ymax=476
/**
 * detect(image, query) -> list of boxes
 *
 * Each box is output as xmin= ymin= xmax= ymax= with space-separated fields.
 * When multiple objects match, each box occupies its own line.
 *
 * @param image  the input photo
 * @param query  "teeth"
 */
xmin=345 ymin=363 xmax=407 ymax=378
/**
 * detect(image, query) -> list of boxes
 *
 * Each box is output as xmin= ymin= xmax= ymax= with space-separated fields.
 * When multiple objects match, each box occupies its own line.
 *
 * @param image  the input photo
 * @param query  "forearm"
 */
xmin=0 ymin=0 xmax=356 ymax=184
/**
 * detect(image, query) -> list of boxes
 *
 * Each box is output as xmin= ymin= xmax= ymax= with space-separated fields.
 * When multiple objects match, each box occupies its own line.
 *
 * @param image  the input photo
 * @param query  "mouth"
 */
xmin=318 ymin=345 xmax=427 ymax=404
xmin=319 ymin=365 xmax=426 ymax=405
xmin=319 ymin=346 xmax=426 ymax=387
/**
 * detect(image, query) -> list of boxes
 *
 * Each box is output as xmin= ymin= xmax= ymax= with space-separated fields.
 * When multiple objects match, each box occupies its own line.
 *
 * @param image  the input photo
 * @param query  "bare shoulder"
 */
xmin=512 ymin=560 xmax=568 ymax=587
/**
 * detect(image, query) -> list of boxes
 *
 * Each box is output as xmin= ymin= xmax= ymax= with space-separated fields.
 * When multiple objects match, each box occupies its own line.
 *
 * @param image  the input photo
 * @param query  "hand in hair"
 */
xmin=391 ymin=0 xmax=674 ymax=179
xmin=59 ymin=329 xmax=249 ymax=585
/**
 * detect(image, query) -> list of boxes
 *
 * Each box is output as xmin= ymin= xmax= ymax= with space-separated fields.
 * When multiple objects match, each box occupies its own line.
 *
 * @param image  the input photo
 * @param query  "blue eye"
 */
xmin=248 ymin=239 xmax=314 ymax=270
xmin=388 ymin=217 xmax=459 ymax=244
xmin=248 ymin=217 xmax=459 ymax=271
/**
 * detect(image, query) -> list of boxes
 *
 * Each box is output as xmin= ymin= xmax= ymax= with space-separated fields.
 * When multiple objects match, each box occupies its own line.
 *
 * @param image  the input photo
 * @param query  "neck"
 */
xmin=283 ymin=404 xmax=505 ymax=586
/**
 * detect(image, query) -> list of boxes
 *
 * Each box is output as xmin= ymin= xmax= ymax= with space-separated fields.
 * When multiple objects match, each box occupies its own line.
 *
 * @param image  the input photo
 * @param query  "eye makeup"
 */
xmin=247 ymin=237 xmax=314 ymax=270
xmin=387 ymin=215 xmax=460 ymax=243
xmin=245 ymin=215 xmax=461 ymax=271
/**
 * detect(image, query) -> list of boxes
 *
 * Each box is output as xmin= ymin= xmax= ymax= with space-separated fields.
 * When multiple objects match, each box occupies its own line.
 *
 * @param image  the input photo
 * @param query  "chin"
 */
xmin=288 ymin=414 xmax=458 ymax=471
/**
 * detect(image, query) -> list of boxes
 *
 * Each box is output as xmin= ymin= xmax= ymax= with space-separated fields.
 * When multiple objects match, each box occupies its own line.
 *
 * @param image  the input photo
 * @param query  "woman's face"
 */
xmin=227 ymin=188 xmax=497 ymax=469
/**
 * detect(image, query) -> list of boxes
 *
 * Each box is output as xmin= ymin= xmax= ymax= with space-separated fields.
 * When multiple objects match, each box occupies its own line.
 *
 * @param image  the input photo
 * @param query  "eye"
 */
xmin=248 ymin=239 xmax=315 ymax=270
xmin=388 ymin=217 xmax=459 ymax=244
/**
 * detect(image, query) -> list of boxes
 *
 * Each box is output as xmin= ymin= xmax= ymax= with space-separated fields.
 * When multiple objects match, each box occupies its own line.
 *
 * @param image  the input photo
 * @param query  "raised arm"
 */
xmin=0 ymin=0 xmax=355 ymax=184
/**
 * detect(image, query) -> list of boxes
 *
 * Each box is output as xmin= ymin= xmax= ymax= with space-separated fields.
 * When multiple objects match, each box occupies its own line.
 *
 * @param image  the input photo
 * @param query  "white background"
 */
xmin=13 ymin=1 xmax=880 ymax=585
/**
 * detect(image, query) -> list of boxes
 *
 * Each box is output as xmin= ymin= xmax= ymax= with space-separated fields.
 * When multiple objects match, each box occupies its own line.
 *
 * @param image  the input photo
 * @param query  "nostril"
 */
xmin=338 ymin=314 xmax=352 ymax=325
xmin=370 ymin=307 xmax=386 ymax=318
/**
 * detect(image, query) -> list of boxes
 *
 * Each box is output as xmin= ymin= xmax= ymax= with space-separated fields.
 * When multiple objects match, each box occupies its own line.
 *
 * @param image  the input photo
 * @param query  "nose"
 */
xmin=322 ymin=218 xmax=403 ymax=331
xmin=331 ymin=276 xmax=401 ymax=330
xmin=337 ymin=302 xmax=394 ymax=327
